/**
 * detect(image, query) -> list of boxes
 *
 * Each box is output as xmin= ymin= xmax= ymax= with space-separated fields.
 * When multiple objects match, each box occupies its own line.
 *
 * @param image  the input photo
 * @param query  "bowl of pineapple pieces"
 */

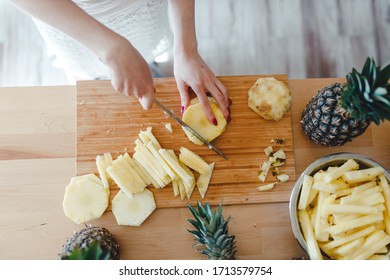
xmin=289 ymin=153 xmax=390 ymax=260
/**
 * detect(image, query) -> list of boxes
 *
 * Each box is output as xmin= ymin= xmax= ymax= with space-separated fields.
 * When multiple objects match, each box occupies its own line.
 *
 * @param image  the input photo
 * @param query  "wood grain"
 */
xmin=77 ymin=75 xmax=296 ymax=208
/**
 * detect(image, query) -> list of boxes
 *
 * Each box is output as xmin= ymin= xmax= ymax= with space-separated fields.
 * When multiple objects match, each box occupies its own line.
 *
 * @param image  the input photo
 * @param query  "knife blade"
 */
xmin=153 ymin=97 xmax=227 ymax=160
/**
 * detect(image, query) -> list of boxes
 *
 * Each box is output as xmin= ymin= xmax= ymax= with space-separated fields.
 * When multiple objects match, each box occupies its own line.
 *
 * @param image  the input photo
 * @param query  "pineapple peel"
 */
xmin=248 ymin=77 xmax=291 ymax=121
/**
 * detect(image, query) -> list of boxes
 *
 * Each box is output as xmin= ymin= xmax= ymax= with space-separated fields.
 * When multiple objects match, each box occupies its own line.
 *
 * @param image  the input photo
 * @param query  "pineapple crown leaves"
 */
xmin=60 ymin=239 xmax=110 ymax=260
xmin=342 ymin=57 xmax=390 ymax=125
xmin=186 ymin=201 xmax=237 ymax=260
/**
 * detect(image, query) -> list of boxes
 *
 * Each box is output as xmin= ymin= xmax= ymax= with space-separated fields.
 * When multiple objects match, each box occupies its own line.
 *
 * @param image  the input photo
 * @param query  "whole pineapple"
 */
xmin=60 ymin=225 xmax=120 ymax=260
xmin=187 ymin=201 xmax=237 ymax=260
xmin=301 ymin=57 xmax=390 ymax=146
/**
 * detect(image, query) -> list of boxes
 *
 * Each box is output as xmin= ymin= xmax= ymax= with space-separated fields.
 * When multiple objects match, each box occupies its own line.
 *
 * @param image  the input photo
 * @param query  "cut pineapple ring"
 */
xmin=182 ymin=98 xmax=227 ymax=145
xmin=63 ymin=176 xmax=108 ymax=224
xmin=112 ymin=189 xmax=156 ymax=226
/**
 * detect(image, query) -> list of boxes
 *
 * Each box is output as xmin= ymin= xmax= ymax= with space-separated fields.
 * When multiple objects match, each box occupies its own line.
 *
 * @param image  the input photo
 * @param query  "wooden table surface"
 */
xmin=1 ymin=78 xmax=389 ymax=260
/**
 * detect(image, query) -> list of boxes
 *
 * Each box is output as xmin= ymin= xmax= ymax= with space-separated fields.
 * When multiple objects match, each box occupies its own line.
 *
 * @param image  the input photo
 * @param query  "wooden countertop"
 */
xmin=1 ymin=78 xmax=389 ymax=260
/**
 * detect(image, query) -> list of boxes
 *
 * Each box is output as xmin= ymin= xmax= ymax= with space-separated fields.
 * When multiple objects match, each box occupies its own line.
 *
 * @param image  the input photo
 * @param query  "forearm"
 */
xmin=10 ymin=0 xmax=126 ymax=63
xmin=168 ymin=0 xmax=198 ymax=54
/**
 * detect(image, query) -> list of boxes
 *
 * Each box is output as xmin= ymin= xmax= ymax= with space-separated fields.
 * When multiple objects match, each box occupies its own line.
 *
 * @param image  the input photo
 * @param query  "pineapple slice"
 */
xmin=96 ymin=153 xmax=113 ymax=189
xmin=63 ymin=175 xmax=108 ymax=224
xmin=182 ymin=98 xmax=227 ymax=145
xmin=197 ymin=162 xmax=215 ymax=199
xmin=112 ymin=189 xmax=156 ymax=226
xmin=106 ymin=156 xmax=146 ymax=198
xmin=179 ymin=147 xmax=210 ymax=175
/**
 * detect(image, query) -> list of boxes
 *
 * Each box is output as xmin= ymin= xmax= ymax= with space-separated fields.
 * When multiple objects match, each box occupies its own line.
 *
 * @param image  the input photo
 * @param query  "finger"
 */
xmin=194 ymin=86 xmax=217 ymax=126
xmin=207 ymin=82 xmax=230 ymax=122
xmin=138 ymin=90 xmax=154 ymax=110
xmin=176 ymin=80 xmax=190 ymax=114
xmin=215 ymin=79 xmax=229 ymax=103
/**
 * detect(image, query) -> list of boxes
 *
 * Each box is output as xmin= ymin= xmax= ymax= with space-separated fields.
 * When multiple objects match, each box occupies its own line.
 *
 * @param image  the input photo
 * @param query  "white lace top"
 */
xmin=33 ymin=0 xmax=172 ymax=81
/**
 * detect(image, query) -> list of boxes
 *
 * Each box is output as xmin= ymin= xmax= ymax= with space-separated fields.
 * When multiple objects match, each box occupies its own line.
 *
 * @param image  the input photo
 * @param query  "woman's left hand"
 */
xmin=173 ymin=49 xmax=231 ymax=126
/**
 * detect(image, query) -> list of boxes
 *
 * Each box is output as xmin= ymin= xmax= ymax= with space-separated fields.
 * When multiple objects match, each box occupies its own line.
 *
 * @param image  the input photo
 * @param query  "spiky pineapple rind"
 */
xmin=187 ymin=201 xmax=237 ymax=260
xmin=59 ymin=226 xmax=120 ymax=260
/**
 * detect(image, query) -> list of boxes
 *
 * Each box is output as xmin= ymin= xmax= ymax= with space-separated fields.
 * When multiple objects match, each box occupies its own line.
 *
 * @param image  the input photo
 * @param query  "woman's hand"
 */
xmin=104 ymin=37 xmax=155 ymax=110
xmin=174 ymin=49 xmax=231 ymax=125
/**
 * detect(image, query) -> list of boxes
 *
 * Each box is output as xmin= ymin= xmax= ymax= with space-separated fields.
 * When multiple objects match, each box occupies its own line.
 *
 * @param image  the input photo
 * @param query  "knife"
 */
xmin=153 ymin=97 xmax=227 ymax=160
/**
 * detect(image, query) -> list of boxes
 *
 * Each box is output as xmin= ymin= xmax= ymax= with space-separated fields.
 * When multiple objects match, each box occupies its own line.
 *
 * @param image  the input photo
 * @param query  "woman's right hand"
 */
xmin=103 ymin=37 xmax=155 ymax=110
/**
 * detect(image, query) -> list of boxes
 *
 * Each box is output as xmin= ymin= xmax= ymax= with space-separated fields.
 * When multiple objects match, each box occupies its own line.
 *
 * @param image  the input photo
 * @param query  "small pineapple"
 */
xmin=187 ymin=201 xmax=237 ymax=260
xmin=60 ymin=226 xmax=120 ymax=260
xmin=301 ymin=57 xmax=390 ymax=146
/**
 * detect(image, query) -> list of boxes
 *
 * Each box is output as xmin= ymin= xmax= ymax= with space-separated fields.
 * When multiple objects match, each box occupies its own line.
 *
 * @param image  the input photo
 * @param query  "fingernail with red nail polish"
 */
xmin=228 ymin=98 xmax=232 ymax=105
xmin=227 ymin=115 xmax=232 ymax=123
xmin=212 ymin=118 xmax=218 ymax=126
xmin=180 ymin=106 xmax=185 ymax=114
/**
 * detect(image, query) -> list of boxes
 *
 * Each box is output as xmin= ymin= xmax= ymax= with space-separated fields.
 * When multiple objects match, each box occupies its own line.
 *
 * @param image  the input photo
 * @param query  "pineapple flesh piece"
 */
xmin=112 ymin=189 xmax=156 ymax=226
xmin=179 ymin=147 xmax=210 ymax=175
xmin=197 ymin=162 xmax=215 ymax=199
xmin=301 ymin=57 xmax=390 ymax=146
xmin=182 ymin=98 xmax=227 ymax=145
xmin=63 ymin=175 xmax=109 ymax=224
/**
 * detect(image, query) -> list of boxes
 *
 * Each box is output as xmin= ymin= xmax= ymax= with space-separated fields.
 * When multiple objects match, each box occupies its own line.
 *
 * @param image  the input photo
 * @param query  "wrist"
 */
xmin=174 ymin=41 xmax=198 ymax=58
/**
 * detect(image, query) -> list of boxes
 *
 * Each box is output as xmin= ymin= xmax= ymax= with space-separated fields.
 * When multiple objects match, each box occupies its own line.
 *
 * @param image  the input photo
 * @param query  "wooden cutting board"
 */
xmin=77 ymin=75 xmax=296 ymax=208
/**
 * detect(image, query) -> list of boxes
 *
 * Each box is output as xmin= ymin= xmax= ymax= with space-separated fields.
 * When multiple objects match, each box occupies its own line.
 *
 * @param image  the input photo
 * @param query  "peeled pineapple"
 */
xmin=63 ymin=174 xmax=109 ymax=224
xmin=112 ymin=189 xmax=156 ymax=226
xmin=248 ymin=77 xmax=291 ymax=121
xmin=182 ymin=98 xmax=227 ymax=145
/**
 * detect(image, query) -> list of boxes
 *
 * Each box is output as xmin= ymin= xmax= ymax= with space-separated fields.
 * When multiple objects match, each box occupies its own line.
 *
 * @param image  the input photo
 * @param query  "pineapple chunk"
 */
xmin=179 ymin=147 xmax=210 ymax=175
xmin=165 ymin=123 xmax=173 ymax=133
xmin=276 ymin=173 xmax=289 ymax=182
xmin=264 ymin=145 xmax=273 ymax=157
xmin=112 ymin=189 xmax=156 ymax=226
xmin=182 ymin=98 xmax=227 ymax=145
xmin=257 ymin=182 xmax=276 ymax=191
xmin=63 ymin=175 xmax=108 ymax=224
xmin=273 ymin=149 xmax=286 ymax=160
xmin=258 ymin=160 xmax=271 ymax=182
xmin=197 ymin=162 xmax=215 ymax=199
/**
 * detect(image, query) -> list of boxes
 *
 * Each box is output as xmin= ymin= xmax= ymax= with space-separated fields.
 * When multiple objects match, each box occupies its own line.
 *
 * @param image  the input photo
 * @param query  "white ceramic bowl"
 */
xmin=289 ymin=152 xmax=390 ymax=259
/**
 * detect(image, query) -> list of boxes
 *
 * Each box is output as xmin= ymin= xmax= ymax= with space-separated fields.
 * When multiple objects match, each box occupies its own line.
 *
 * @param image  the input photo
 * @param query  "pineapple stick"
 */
xmin=146 ymin=142 xmax=178 ymax=181
xmin=179 ymin=147 xmax=210 ymax=175
xmin=122 ymin=153 xmax=151 ymax=185
xmin=159 ymin=149 xmax=194 ymax=187
xmin=134 ymin=142 xmax=171 ymax=186
xmin=133 ymin=151 xmax=165 ymax=188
